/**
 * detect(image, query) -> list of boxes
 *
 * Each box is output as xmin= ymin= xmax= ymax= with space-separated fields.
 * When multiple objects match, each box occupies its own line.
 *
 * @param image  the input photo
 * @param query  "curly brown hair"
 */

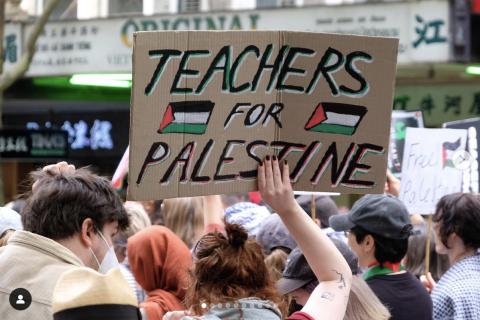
xmin=186 ymin=223 xmax=286 ymax=316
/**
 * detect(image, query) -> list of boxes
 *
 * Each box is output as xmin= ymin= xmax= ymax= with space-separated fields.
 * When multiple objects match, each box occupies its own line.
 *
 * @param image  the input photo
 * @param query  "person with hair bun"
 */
xmin=164 ymin=157 xmax=353 ymax=320
xmin=185 ymin=223 xmax=285 ymax=319
xmin=422 ymin=193 xmax=480 ymax=320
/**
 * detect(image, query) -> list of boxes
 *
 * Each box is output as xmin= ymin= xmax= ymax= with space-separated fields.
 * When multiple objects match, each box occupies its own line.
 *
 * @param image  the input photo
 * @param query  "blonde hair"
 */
xmin=162 ymin=197 xmax=204 ymax=248
xmin=264 ymin=248 xmax=288 ymax=282
xmin=114 ymin=202 xmax=152 ymax=262
xmin=345 ymin=276 xmax=391 ymax=320
xmin=264 ymin=248 xmax=292 ymax=312
xmin=123 ymin=201 xmax=152 ymax=238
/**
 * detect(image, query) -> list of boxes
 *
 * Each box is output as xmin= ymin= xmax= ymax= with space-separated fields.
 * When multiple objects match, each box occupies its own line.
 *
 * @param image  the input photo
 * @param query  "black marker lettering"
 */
xmin=214 ymin=140 xmax=245 ymax=181
xmin=245 ymin=104 xmax=265 ymax=127
xmin=160 ymin=142 xmax=195 ymax=183
xmin=136 ymin=142 xmax=170 ymax=184
xmin=145 ymin=49 xmax=182 ymax=96
xmin=196 ymin=45 xmax=231 ymax=94
xmin=339 ymin=51 xmax=372 ymax=96
xmin=252 ymin=44 xmax=289 ymax=92
xmin=276 ymin=47 xmax=315 ymax=92
xmin=311 ymin=142 xmax=356 ymax=186
xmin=191 ymin=139 xmax=215 ymax=183
xmin=306 ymin=47 xmax=344 ymax=95
xmin=224 ymin=103 xmax=250 ymax=128
xmin=262 ymin=103 xmax=284 ymax=127
xmin=271 ymin=141 xmax=306 ymax=160
xmin=341 ymin=143 xmax=384 ymax=188
xmin=171 ymin=50 xmax=209 ymax=94
xmin=239 ymin=140 xmax=268 ymax=178
xmin=290 ymin=141 xmax=321 ymax=182
xmin=229 ymin=45 xmax=260 ymax=93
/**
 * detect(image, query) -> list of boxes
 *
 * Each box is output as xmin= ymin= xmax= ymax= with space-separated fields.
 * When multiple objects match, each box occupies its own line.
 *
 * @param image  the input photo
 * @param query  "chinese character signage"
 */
xmin=2 ymin=0 xmax=449 ymax=76
xmin=394 ymin=84 xmax=480 ymax=126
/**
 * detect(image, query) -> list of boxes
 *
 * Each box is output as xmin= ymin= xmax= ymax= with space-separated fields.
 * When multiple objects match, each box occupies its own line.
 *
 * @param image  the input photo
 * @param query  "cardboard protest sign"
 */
xmin=444 ymin=118 xmax=480 ymax=193
xmin=399 ymin=127 xmax=467 ymax=215
xmin=129 ymin=31 xmax=398 ymax=199
xmin=388 ymin=110 xmax=424 ymax=177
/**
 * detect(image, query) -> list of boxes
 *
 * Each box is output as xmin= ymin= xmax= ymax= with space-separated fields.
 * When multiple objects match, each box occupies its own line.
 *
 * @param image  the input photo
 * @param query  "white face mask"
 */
xmin=89 ymin=230 xmax=120 ymax=274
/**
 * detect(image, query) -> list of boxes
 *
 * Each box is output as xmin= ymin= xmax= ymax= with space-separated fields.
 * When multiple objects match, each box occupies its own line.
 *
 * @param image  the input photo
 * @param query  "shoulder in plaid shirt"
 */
xmin=432 ymin=254 xmax=480 ymax=320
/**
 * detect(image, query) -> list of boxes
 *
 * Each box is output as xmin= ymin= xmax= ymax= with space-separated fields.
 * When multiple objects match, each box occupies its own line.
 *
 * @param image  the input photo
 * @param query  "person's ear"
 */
xmin=363 ymin=234 xmax=375 ymax=253
xmin=80 ymin=218 xmax=96 ymax=248
xmin=448 ymin=232 xmax=460 ymax=248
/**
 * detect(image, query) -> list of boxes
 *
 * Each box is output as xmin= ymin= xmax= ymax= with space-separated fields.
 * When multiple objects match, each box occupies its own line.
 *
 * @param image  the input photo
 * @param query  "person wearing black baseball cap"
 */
xmin=277 ymin=239 xmax=358 ymax=304
xmin=329 ymin=194 xmax=432 ymax=320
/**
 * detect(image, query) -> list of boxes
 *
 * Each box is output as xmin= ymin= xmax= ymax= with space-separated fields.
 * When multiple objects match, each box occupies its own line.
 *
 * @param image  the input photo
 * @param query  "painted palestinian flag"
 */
xmin=158 ymin=101 xmax=215 ymax=135
xmin=442 ymin=138 xmax=462 ymax=168
xmin=304 ymin=102 xmax=367 ymax=136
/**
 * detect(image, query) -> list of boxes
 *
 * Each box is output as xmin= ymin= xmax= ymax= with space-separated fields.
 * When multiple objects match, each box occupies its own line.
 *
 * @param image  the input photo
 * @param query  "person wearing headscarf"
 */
xmin=128 ymin=226 xmax=192 ymax=320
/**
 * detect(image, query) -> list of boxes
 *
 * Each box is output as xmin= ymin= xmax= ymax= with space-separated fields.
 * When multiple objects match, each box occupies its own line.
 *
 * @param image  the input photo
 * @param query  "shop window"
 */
xmin=257 ymin=0 xmax=295 ymax=8
xmin=47 ymin=0 xmax=77 ymax=20
xmin=179 ymin=0 xmax=201 ymax=13
xmin=208 ymin=0 xmax=231 ymax=11
xmin=108 ymin=0 xmax=143 ymax=15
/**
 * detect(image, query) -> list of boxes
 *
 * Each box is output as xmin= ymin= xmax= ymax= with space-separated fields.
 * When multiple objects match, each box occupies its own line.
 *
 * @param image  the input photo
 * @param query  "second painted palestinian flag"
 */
xmin=158 ymin=101 xmax=215 ymax=135
xmin=304 ymin=102 xmax=367 ymax=136
xmin=442 ymin=138 xmax=462 ymax=168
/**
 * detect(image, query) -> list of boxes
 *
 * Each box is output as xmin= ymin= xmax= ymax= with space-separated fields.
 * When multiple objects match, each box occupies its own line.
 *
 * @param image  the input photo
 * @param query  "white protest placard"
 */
xmin=399 ymin=127 xmax=467 ymax=215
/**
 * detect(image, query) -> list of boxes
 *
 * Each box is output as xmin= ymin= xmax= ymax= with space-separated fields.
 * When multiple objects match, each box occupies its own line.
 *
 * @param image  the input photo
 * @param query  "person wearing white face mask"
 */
xmin=90 ymin=228 xmax=121 ymax=274
xmin=0 ymin=162 xmax=129 ymax=320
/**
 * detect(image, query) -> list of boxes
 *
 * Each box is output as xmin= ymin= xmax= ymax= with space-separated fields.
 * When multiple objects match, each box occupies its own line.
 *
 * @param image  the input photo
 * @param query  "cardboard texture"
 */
xmin=399 ymin=127 xmax=467 ymax=215
xmin=129 ymin=31 xmax=398 ymax=200
xmin=444 ymin=118 xmax=480 ymax=193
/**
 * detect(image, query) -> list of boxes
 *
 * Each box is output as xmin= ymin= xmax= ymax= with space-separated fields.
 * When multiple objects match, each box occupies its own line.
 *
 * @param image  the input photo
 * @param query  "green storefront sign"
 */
xmin=394 ymin=84 xmax=480 ymax=126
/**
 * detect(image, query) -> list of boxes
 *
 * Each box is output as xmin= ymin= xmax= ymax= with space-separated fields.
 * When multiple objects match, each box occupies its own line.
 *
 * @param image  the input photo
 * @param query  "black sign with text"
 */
xmin=0 ymin=129 xmax=68 ymax=159
xmin=3 ymin=110 xmax=129 ymax=160
xmin=444 ymin=118 xmax=480 ymax=193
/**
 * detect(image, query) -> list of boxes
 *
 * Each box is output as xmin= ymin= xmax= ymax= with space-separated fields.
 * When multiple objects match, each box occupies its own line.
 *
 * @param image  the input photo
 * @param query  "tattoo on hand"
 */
xmin=332 ymin=269 xmax=346 ymax=289
xmin=320 ymin=292 xmax=335 ymax=301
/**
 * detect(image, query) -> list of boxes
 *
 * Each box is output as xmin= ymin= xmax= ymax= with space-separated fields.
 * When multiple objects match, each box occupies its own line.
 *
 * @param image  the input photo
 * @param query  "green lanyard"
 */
xmin=362 ymin=263 xmax=405 ymax=281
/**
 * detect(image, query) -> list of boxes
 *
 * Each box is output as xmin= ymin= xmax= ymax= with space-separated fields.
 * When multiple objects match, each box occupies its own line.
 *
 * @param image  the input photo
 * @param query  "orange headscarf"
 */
xmin=128 ymin=226 xmax=192 ymax=320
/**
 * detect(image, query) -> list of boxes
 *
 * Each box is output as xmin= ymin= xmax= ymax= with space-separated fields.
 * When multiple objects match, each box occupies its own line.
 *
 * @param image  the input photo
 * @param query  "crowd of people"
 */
xmin=0 ymin=159 xmax=479 ymax=320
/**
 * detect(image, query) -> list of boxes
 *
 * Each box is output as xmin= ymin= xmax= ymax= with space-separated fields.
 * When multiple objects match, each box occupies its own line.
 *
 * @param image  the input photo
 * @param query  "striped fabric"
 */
xmin=119 ymin=264 xmax=146 ymax=303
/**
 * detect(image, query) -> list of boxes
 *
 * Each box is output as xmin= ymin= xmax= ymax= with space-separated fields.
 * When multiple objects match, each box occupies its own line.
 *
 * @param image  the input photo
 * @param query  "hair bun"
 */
xmin=226 ymin=223 xmax=248 ymax=248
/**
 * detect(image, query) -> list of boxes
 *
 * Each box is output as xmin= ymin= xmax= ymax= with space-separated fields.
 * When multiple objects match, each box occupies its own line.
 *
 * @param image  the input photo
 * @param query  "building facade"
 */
xmin=1 ymin=0 xmax=479 ymax=202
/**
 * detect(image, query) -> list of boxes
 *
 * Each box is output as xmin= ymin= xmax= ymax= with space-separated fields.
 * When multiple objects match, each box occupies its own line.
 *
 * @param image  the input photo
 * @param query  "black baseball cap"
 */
xmin=257 ymin=214 xmax=297 ymax=255
xmin=277 ymin=238 xmax=358 ymax=295
xmin=329 ymin=194 xmax=412 ymax=239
